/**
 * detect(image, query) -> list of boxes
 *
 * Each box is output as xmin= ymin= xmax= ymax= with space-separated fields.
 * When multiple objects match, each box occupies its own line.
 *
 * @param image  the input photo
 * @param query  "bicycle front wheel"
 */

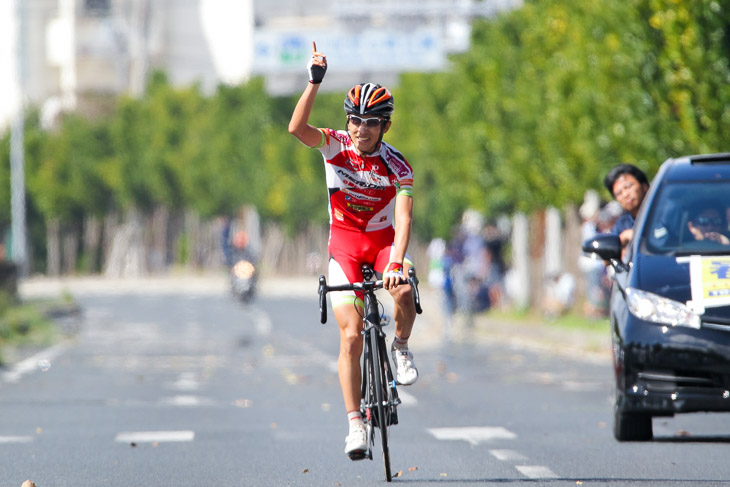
xmin=370 ymin=328 xmax=392 ymax=482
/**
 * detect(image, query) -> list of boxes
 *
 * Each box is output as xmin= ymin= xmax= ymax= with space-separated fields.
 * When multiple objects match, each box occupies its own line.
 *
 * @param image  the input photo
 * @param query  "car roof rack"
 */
xmin=689 ymin=153 xmax=730 ymax=164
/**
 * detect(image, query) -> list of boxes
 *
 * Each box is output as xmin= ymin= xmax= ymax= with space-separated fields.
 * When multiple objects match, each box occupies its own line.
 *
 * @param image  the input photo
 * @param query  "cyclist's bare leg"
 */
xmin=334 ymin=304 xmax=365 ymax=413
xmin=387 ymin=263 xmax=419 ymax=385
xmin=388 ymin=264 xmax=417 ymax=340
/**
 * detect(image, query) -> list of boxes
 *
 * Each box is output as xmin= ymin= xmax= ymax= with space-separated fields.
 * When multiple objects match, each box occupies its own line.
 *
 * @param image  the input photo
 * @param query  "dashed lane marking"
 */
xmin=489 ymin=449 xmax=527 ymax=461
xmin=2 ymin=343 xmax=67 ymax=384
xmin=0 ymin=436 xmax=34 ymax=444
xmin=397 ymin=389 xmax=418 ymax=407
xmin=114 ymin=430 xmax=195 ymax=443
xmin=427 ymin=426 xmax=517 ymax=446
xmin=515 ymin=465 xmax=559 ymax=479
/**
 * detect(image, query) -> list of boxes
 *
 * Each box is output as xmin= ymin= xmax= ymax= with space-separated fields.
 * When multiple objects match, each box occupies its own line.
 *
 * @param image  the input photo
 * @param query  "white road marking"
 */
xmin=160 ymin=395 xmax=214 ymax=407
xmin=427 ymin=426 xmax=517 ymax=446
xmin=397 ymin=389 xmax=418 ymax=407
xmin=516 ymin=465 xmax=559 ymax=479
xmin=166 ymin=372 xmax=200 ymax=391
xmin=0 ymin=436 xmax=34 ymax=444
xmin=489 ymin=449 xmax=527 ymax=461
xmin=2 ymin=343 xmax=67 ymax=384
xmin=115 ymin=430 xmax=195 ymax=443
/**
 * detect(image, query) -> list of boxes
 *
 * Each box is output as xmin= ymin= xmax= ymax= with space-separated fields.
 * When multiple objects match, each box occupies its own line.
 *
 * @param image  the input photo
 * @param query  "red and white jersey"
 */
xmin=316 ymin=128 xmax=414 ymax=232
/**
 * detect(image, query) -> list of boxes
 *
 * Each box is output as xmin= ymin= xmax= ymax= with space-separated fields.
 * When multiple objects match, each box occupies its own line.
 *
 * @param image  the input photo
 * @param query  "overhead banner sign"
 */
xmin=252 ymin=29 xmax=445 ymax=73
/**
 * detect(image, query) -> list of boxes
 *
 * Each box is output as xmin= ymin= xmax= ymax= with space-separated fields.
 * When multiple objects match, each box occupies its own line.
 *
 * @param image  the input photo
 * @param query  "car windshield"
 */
xmin=642 ymin=180 xmax=730 ymax=255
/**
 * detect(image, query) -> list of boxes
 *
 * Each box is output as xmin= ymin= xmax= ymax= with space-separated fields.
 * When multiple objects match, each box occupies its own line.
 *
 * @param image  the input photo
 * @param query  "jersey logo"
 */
xmin=336 ymin=168 xmax=388 ymax=190
xmin=384 ymin=151 xmax=410 ymax=178
xmin=342 ymin=188 xmax=381 ymax=202
xmin=347 ymin=202 xmax=374 ymax=212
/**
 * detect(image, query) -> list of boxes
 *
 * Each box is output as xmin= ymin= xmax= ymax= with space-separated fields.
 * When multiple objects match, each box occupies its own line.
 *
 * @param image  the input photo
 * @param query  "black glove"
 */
xmin=307 ymin=55 xmax=327 ymax=84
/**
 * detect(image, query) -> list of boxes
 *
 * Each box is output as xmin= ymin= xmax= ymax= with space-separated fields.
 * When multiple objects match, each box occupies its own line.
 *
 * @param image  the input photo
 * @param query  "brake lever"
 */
xmin=407 ymin=267 xmax=423 ymax=315
xmin=318 ymin=275 xmax=327 ymax=324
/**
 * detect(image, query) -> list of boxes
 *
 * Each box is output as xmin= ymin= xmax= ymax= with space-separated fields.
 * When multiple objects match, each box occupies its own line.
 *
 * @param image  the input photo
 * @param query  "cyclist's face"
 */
xmin=347 ymin=116 xmax=390 ymax=154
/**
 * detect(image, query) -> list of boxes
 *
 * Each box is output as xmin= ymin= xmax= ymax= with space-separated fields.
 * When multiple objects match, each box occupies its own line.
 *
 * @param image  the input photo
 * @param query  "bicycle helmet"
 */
xmin=344 ymin=83 xmax=394 ymax=119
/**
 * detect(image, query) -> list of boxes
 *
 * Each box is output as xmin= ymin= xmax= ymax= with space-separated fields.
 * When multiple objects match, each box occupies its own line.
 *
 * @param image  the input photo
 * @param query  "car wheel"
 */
xmin=614 ymin=409 xmax=653 ymax=441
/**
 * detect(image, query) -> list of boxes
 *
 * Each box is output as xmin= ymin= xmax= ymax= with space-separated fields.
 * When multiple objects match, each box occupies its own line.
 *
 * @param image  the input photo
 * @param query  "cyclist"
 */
xmin=288 ymin=43 xmax=418 ymax=459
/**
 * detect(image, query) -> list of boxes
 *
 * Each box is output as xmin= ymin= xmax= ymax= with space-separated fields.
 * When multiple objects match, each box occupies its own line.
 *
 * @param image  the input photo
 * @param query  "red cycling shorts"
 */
xmin=328 ymin=225 xmax=411 ymax=307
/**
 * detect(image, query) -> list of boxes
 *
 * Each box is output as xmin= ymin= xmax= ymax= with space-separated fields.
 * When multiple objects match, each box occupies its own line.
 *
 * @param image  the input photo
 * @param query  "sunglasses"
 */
xmin=694 ymin=216 xmax=723 ymax=226
xmin=348 ymin=115 xmax=384 ymax=128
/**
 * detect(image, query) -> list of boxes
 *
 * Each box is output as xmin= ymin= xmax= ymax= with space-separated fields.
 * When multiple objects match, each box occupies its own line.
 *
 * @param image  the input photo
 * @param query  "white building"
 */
xmin=0 ymin=0 xmax=520 ymax=129
xmin=1 ymin=0 xmax=255 ymax=130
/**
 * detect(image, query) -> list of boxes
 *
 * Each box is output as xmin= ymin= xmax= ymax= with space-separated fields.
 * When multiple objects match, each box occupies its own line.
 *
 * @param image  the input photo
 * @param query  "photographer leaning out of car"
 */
xmin=603 ymin=164 xmax=651 ymax=256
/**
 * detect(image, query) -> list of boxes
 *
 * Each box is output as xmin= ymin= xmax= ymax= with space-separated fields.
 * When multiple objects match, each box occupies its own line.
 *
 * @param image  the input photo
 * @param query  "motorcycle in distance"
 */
xmin=229 ymin=248 xmax=257 ymax=303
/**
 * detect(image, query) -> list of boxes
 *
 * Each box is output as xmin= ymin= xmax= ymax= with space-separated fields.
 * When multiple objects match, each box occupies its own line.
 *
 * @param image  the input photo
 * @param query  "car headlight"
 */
xmin=625 ymin=288 xmax=701 ymax=329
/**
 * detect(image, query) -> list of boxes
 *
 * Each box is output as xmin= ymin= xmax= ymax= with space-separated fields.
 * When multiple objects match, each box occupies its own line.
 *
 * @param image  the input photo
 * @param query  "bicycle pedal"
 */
xmin=347 ymin=449 xmax=369 ymax=461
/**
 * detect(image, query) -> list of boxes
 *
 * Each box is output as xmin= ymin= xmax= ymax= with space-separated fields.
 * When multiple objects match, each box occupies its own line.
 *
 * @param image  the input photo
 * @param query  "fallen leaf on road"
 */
xmin=440 ymin=473 xmax=448 ymax=477
xmin=21 ymin=481 xmax=36 ymax=487
xmin=301 ymin=469 xmax=309 ymax=474
xmin=393 ymin=471 xmax=402 ymax=478
xmin=409 ymin=466 xmax=418 ymax=472
xmin=678 ymin=430 xmax=692 ymax=437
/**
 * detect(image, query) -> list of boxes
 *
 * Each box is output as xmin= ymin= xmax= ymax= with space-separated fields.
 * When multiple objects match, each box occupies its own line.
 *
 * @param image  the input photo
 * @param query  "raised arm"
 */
xmin=288 ymin=82 xmax=323 ymax=147
xmin=288 ymin=42 xmax=327 ymax=148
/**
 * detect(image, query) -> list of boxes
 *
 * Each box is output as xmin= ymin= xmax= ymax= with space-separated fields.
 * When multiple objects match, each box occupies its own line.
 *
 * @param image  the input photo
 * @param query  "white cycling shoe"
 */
xmin=392 ymin=347 xmax=419 ymax=386
xmin=344 ymin=423 xmax=368 ymax=460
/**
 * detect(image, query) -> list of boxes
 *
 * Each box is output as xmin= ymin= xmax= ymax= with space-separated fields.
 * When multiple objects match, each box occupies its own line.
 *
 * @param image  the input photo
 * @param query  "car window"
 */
xmin=642 ymin=181 xmax=730 ymax=255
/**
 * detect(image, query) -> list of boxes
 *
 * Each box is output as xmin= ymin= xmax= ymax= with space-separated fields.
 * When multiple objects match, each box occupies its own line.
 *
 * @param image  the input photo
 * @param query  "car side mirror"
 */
xmin=582 ymin=233 xmax=629 ymax=272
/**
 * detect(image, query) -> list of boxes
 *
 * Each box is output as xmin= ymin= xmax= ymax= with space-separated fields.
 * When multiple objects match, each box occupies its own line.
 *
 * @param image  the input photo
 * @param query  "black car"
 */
xmin=583 ymin=153 xmax=730 ymax=441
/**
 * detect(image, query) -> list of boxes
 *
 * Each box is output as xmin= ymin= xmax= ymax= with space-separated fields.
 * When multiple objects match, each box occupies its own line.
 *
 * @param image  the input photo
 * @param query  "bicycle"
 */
xmin=318 ymin=264 xmax=423 ymax=482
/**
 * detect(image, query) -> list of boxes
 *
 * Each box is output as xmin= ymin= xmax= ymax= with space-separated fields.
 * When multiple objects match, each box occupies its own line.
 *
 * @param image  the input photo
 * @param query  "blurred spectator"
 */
xmin=437 ymin=210 xmax=509 ymax=339
xmin=578 ymin=191 xmax=609 ymax=318
xmin=483 ymin=224 xmax=507 ymax=310
xmin=597 ymin=201 xmax=623 ymax=233
xmin=426 ymin=238 xmax=446 ymax=289
xmin=453 ymin=210 xmax=491 ymax=315
xmin=221 ymin=216 xmax=233 ymax=266
xmin=542 ymin=271 xmax=576 ymax=319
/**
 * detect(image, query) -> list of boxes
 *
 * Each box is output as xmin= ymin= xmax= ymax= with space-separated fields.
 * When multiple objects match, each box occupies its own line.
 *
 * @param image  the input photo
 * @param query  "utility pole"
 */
xmin=9 ymin=0 xmax=28 ymax=276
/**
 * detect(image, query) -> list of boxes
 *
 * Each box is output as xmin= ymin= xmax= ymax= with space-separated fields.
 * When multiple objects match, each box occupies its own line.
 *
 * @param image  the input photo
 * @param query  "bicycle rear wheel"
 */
xmin=370 ymin=328 xmax=392 ymax=482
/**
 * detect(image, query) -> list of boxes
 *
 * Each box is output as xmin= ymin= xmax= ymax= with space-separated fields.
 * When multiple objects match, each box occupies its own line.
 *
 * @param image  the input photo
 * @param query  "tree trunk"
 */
xmin=62 ymin=229 xmax=78 ymax=275
xmin=104 ymin=209 xmax=147 ymax=278
xmin=83 ymin=215 xmax=102 ymax=273
xmin=46 ymin=218 xmax=61 ymax=276
xmin=148 ymin=206 xmax=168 ymax=272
